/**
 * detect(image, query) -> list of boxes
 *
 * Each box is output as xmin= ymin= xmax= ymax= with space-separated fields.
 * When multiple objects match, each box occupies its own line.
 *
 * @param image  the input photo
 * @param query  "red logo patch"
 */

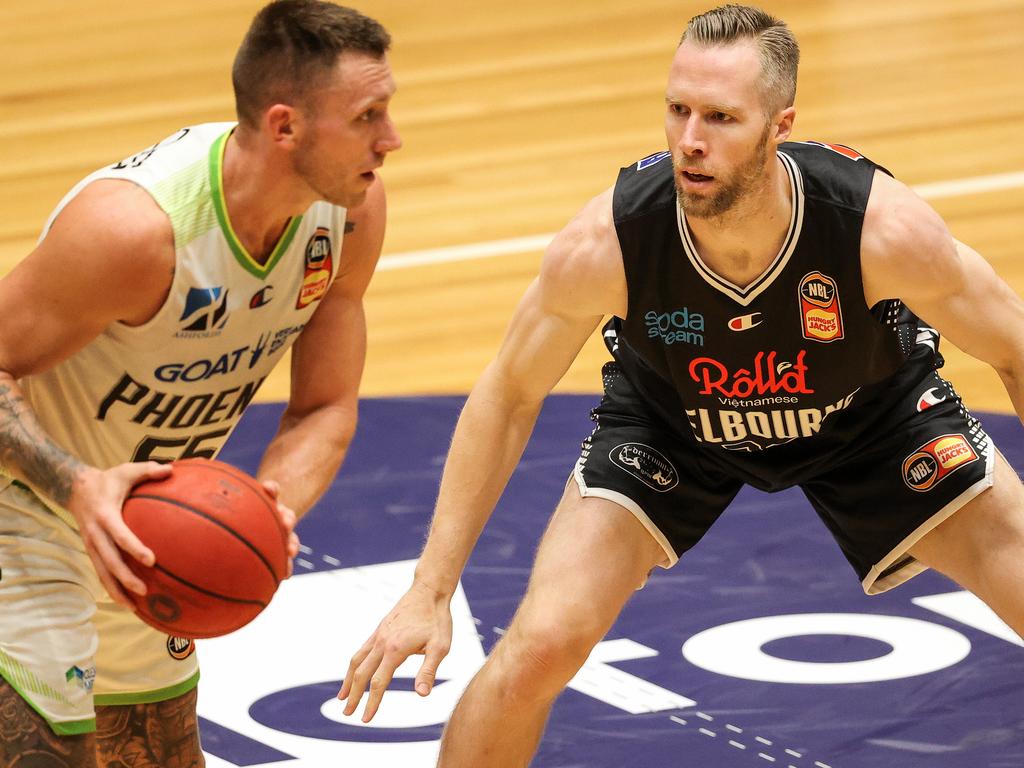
xmin=296 ymin=227 xmax=333 ymax=309
xmin=799 ymin=272 xmax=844 ymax=343
xmin=901 ymin=434 xmax=979 ymax=492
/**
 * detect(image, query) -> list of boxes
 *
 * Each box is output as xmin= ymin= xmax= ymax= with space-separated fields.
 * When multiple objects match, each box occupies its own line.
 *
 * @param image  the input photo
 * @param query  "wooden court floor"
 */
xmin=1 ymin=0 xmax=1022 ymax=412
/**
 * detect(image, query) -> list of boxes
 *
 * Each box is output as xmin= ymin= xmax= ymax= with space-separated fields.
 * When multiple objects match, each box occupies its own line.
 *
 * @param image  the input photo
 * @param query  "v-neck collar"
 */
xmin=675 ymin=151 xmax=805 ymax=307
xmin=208 ymin=129 xmax=304 ymax=280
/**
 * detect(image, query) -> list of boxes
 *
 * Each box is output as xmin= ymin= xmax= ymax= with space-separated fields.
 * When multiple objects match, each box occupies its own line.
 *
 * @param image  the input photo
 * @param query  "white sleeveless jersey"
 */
xmin=21 ymin=123 xmax=347 ymax=474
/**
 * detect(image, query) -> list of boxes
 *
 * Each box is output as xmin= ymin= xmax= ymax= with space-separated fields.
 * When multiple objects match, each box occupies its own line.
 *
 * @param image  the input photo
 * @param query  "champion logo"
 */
xmin=916 ymin=387 xmax=947 ymax=412
xmin=728 ymin=312 xmax=763 ymax=331
xmin=250 ymin=285 xmax=274 ymax=309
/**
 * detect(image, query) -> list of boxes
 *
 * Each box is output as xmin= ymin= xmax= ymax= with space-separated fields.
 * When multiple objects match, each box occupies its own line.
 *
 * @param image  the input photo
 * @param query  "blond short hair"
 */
xmin=681 ymin=4 xmax=799 ymax=115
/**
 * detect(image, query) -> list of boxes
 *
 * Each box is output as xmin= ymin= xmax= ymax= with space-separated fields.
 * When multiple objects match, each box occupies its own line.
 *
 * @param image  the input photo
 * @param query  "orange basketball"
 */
xmin=120 ymin=458 xmax=289 ymax=639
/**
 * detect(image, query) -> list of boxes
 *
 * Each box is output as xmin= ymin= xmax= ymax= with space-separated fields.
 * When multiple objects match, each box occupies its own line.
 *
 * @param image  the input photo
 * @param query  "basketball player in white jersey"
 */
xmin=340 ymin=5 xmax=1024 ymax=766
xmin=0 ymin=1 xmax=400 ymax=765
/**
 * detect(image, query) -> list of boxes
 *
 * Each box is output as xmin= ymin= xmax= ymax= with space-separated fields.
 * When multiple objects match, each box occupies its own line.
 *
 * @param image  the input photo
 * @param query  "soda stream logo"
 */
xmin=645 ymin=308 xmax=705 ymax=347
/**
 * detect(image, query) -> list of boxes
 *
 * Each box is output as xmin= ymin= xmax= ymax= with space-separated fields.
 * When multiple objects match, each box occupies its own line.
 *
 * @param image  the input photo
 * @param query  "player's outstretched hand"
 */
xmin=338 ymin=580 xmax=454 ymax=722
xmin=260 ymin=479 xmax=300 ymax=578
xmin=67 ymin=461 xmax=172 ymax=607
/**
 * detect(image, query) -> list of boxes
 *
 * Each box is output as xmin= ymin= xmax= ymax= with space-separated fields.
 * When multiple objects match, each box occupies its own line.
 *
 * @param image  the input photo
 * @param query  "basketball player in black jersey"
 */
xmin=341 ymin=5 xmax=1024 ymax=765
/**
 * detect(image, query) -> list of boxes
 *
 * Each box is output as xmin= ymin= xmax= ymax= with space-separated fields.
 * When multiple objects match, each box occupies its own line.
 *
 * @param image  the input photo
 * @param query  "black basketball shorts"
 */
xmin=572 ymin=364 xmax=995 ymax=594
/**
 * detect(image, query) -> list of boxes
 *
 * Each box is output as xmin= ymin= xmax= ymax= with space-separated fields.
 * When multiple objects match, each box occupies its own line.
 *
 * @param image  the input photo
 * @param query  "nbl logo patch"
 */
xmin=901 ymin=434 xmax=979 ymax=492
xmin=296 ymin=227 xmax=333 ymax=309
xmin=167 ymin=636 xmax=196 ymax=661
xmin=798 ymin=271 xmax=844 ymax=343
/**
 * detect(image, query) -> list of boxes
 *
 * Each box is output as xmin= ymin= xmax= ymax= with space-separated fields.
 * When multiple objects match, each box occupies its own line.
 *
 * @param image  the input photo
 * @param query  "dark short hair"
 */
xmin=681 ymin=4 xmax=799 ymax=115
xmin=232 ymin=0 xmax=391 ymax=127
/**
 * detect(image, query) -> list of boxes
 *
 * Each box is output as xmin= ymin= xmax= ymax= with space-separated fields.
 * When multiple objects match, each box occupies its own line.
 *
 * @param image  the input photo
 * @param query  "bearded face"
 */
xmin=674 ymin=121 xmax=773 ymax=219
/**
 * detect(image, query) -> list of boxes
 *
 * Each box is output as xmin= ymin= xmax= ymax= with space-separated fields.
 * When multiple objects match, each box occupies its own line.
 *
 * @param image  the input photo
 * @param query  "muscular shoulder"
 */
xmin=42 ymin=179 xmax=175 ymax=323
xmin=861 ymin=169 xmax=960 ymax=305
xmin=539 ymin=188 xmax=626 ymax=318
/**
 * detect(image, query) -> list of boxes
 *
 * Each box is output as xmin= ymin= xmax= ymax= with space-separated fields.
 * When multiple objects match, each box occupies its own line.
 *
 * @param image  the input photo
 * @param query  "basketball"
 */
xmin=120 ymin=458 xmax=289 ymax=639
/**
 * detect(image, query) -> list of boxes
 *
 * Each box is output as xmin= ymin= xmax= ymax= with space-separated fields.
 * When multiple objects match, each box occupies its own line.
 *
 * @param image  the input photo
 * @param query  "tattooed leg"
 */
xmin=0 ymin=677 xmax=96 ymax=768
xmin=95 ymin=688 xmax=204 ymax=768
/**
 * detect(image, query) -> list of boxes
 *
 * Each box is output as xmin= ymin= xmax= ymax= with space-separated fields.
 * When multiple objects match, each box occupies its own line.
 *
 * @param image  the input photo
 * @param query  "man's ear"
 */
xmin=264 ymin=103 xmax=302 ymax=148
xmin=772 ymin=105 xmax=796 ymax=144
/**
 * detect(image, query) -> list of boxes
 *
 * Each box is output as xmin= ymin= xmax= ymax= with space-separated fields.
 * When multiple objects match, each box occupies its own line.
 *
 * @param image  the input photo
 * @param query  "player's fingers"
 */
xmin=82 ymin=533 xmax=134 ymax=605
xmin=362 ymin=652 xmax=405 ymax=722
xmin=104 ymin=512 xmax=155 ymax=567
xmin=261 ymin=479 xmax=280 ymax=499
xmin=90 ymin=524 xmax=148 ymax=597
xmin=284 ymin=533 xmax=300 ymax=579
xmin=125 ymin=460 xmax=172 ymax=484
xmin=342 ymin=647 xmax=385 ymax=716
xmin=277 ymin=502 xmax=297 ymax=532
xmin=338 ymin=637 xmax=376 ymax=699
xmin=415 ymin=644 xmax=448 ymax=696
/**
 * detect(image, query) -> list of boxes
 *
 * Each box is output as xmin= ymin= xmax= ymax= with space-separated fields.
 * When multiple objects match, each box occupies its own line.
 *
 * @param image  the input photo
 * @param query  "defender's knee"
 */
xmin=488 ymin=621 xmax=602 ymax=704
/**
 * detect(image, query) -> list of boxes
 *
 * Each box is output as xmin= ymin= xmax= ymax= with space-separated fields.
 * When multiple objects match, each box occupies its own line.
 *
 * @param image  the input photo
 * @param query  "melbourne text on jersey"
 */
xmin=683 ymin=349 xmax=860 ymax=448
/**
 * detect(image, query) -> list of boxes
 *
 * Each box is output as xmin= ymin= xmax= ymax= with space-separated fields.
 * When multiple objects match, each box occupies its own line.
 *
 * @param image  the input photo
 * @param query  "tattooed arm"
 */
xmin=0 ymin=180 xmax=177 ymax=603
xmin=0 ymin=378 xmax=84 ymax=505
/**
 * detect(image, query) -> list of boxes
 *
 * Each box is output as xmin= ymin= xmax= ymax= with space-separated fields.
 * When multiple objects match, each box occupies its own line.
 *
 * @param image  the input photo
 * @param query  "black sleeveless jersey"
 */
xmin=607 ymin=141 xmax=940 ymax=489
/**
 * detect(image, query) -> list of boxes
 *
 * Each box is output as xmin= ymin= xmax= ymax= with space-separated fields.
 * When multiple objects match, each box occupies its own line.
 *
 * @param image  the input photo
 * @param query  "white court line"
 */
xmin=377 ymin=234 xmax=553 ymax=271
xmin=913 ymin=170 xmax=1024 ymax=200
xmin=377 ymin=169 xmax=1024 ymax=272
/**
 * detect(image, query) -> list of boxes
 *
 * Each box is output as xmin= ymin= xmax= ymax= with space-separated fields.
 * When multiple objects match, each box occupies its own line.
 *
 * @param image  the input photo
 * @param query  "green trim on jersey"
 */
xmin=208 ymin=130 xmax=303 ymax=279
xmin=0 ymin=652 xmax=95 ymax=735
xmin=0 ymin=647 xmax=72 ymax=706
xmin=50 ymin=716 xmax=97 ymax=736
xmin=150 ymin=156 xmax=218 ymax=247
xmin=93 ymin=669 xmax=200 ymax=706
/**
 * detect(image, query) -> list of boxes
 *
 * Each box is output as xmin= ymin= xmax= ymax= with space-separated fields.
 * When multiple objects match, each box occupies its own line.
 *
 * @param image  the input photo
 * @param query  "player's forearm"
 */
xmin=256 ymin=402 xmax=355 ymax=517
xmin=0 ymin=371 xmax=85 ymax=505
xmin=415 ymin=374 xmax=545 ymax=597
